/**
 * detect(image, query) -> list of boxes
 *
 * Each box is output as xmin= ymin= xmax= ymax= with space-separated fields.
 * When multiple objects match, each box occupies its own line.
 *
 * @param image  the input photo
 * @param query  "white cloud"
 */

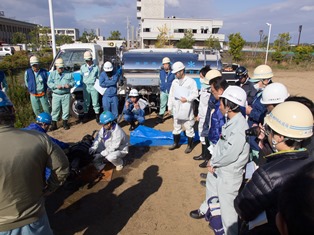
xmin=166 ymin=0 xmax=180 ymax=7
xmin=300 ymin=5 xmax=314 ymax=11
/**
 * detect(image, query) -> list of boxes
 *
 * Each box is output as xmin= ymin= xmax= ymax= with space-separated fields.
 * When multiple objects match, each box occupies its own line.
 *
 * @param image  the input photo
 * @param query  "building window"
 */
xmin=143 ymin=28 xmax=150 ymax=32
xmin=192 ymin=29 xmax=197 ymax=33
xmin=212 ymin=28 xmax=219 ymax=34
xmin=178 ymin=29 xmax=184 ymax=33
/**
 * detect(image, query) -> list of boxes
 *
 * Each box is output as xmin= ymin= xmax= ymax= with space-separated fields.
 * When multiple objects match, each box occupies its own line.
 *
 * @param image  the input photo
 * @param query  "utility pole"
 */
xmin=48 ymin=0 xmax=56 ymax=59
xmin=259 ymin=30 xmax=263 ymax=43
xmin=126 ymin=17 xmax=130 ymax=49
xmin=265 ymin=23 xmax=272 ymax=65
xmin=297 ymin=25 xmax=302 ymax=46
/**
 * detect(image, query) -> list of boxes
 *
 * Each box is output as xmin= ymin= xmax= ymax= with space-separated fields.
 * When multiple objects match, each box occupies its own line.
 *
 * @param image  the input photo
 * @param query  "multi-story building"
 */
xmin=136 ymin=0 xmax=225 ymax=48
xmin=54 ymin=28 xmax=80 ymax=41
xmin=0 ymin=14 xmax=37 ymax=44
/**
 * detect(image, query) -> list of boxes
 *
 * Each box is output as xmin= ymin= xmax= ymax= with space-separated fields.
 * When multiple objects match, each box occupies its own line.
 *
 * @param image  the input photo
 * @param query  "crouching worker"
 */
xmin=123 ymin=89 xmax=145 ymax=131
xmin=89 ymin=111 xmax=129 ymax=172
xmin=24 ymin=112 xmax=69 ymax=150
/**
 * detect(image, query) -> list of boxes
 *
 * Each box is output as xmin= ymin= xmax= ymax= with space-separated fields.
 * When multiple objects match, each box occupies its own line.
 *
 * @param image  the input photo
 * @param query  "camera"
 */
xmin=245 ymin=126 xmax=261 ymax=137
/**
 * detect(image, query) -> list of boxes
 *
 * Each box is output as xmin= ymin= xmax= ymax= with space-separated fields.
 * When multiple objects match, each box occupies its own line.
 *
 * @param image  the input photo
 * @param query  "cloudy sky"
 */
xmin=2 ymin=0 xmax=314 ymax=43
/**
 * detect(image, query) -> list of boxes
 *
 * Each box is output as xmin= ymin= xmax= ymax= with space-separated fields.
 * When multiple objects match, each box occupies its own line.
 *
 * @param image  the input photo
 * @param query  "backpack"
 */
xmin=205 ymin=196 xmax=224 ymax=235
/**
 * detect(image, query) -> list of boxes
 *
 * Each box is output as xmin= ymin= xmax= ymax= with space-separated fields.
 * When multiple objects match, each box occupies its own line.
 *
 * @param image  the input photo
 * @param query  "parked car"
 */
xmin=0 ymin=46 xmax=15 ymax=56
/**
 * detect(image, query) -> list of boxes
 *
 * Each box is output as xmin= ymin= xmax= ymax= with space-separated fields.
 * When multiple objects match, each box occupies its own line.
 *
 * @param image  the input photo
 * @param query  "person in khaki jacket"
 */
xmin=0 ymin=91 xmax=69 ymax=235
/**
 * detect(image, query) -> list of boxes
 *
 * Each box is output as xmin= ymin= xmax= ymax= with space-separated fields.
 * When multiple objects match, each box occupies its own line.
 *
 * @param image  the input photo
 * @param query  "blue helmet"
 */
xmin=0 ymin=91 xmax=13 ymax=107
xmin=36 ymin=112 xmax=52 ymax=125
xmin=99 ymin=111 xmax=115 ymax=125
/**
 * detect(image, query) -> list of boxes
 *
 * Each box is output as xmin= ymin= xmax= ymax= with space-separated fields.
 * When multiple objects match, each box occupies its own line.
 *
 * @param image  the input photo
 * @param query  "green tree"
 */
xmin=273 ymin=33 xmax=291 ymax=52
xmin=56 ymin=35 xmax=74 ymax=46
xmin=79 ymin=30 xmax=99 ymax=43
xmin=259 ymin=35 xmax=268 ymax=48
xmin=228 ymin=33 xmax=245 ymax=61
xmin=293 ymin=45 xmax=313 ymax=64
xmin=12 ymin=32 xmax=27 ymax=44
xmin=204 ymin=35 xmax=221 ymax=50
xmin=38 ymin=27 xmax=51 ymax=48
xmin=271 ymin=33 xmax=291 ymax=63
xmin=155 ymin=24 xmax=172 ymax=48
xmin=107 ymin=30 xmax=122 ymax=40
xmin=176 ymin=29 xmax=195 ymax=49
xmin=29 ymin=27 xmax=40 ymax=51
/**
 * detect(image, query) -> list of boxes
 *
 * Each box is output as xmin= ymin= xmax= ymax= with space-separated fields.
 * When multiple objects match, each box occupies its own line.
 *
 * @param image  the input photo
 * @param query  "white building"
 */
xmin=137 ymin=0 xmax=164 ymax=20
xmin=53 ymin=28 xmax=79 ymax=41
xmin=136 ymin=0 xmax=225 ymax=48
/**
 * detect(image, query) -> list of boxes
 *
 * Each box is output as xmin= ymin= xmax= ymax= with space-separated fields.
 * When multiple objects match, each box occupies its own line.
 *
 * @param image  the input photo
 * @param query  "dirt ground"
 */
xmin=47 ymin=70 xmax=314 ymax=235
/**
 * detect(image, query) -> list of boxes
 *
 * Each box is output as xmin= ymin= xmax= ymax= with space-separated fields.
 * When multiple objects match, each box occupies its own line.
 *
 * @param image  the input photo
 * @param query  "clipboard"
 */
xmin=93 ymin=79 xmax=106 ymax=95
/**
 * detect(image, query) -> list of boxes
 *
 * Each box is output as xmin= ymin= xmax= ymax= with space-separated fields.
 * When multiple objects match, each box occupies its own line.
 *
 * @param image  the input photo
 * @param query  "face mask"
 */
xmin=254 ymin=83 xmax=265 ymax=92
xmin=270 ymin=138 xmax=278 ymax=152
xmin=201 ymin=83 xmax=210 ymax=90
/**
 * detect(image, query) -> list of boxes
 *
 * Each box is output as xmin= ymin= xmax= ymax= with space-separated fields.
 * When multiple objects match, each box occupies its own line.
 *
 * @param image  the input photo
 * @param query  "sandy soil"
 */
xmin=47 ymin=70 xmax=314 ymax=235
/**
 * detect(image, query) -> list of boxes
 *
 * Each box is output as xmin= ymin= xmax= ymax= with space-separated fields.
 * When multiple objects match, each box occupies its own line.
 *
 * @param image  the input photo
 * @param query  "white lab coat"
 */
xmin=91 ymin=124 xmax=129 ymax=168
xmin=168 ymin=76 xmax=198 ymax=137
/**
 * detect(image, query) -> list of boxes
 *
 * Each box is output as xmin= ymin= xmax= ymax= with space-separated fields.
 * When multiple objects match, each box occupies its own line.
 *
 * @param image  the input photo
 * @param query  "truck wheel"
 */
xmin=70 ymin=97 xmax=85 ymax=119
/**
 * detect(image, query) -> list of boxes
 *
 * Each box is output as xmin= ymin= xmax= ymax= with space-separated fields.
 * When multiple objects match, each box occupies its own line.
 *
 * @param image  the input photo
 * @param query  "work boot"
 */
xmin=78 ymin=115 xmax=84 ymax=124
xmin=193 ymin=144 xmax=207 ymax=160
xmin=199 ymin=159 xmax=209 ymax=168
xmin=185 ymin=137 xmax=194 ymax=154
xmin=169 ymin=134 xmax=180 ymax=150
xmin=155 ymin=114 xmax=164 ymax=124
xmin=129 ymin=121 xmax=136 ymax=131
xmin=50 ymin=121 xmax=57 ymax=131
xmin=95 ymin=113 xmax=100 ymax=123
xmin=63 ymin=120 xmax=70 ymax=130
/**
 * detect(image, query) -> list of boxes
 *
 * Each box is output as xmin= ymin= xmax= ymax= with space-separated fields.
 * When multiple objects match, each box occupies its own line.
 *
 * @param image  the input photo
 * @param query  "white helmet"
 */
xmin=251 ymin=65 xmax=273 ymax=80
xmin=55 ymin=58 xmax=64 ymax=68
xmin=264 ymin=101 xmax=313 ymax=139
xmin=261 ymin=82 xmax=290 ymax=104
xmin=220 ymin=86 xmax=247 ymax=107
xmin=30 ymin=56 xmax=39 ymax=66
xmin=129 ymin=89 xmax=139 ymax=97
xmin=162 ymin=57 xmax=171 ymax=64
xmin=84 ymin=51 xmax=92 ymax=60
xmin=103 ymin=61 xmax=113 ymax=72
xmin=171 ymin=61 xmax=185 ymax=74
xmin=201 ymin=69 xmax=222 ymax=85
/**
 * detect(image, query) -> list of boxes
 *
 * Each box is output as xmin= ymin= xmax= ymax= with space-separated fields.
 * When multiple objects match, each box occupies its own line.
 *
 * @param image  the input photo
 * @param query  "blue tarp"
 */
xmin=130 ymin=125 xmax=199 ymax=146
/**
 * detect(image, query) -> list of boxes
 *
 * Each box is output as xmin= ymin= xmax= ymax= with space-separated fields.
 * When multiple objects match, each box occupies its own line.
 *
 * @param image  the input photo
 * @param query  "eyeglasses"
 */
xmin=262 ymin=78 xmax=272 ymax=83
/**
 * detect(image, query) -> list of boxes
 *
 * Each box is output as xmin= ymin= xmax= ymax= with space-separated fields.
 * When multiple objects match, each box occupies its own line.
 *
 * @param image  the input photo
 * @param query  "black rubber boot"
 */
xmin=129 ymin=121 xmax=136 ymax=131
xmin=169 ymin=134 xmax=180 ymax=150
xmin=50 ymin=121 xmax=57 ymax=131
xmin=185 ymin=137 xmax=194 ymax=154
xmin=193 ymin=144 xmax=207 ymax=160
xmin=95 ymin=113 xmax=100 ymax=123
xmin=199 ymin=159 xmax=209 ymax=168
xmin=78 ymin=115 xmax=84 ymax=123
xmin=156 ymin=114 xmax=164 ymax=124
xmin=63 ymin=120 xmax=70 ymax=130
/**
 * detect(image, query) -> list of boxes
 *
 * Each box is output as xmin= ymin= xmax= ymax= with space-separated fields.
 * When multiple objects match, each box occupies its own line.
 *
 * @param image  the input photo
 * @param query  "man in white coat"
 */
xmin=167 ymin=61 xmax=199 ymax=154
xmin=89 ymin=111 xmax=129 ymax=171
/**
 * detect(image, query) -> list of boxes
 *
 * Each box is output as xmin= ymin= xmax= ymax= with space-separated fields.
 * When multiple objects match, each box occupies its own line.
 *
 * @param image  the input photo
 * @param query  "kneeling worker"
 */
xmin=24 ymin=112 xmax=69 ymax=150
xmin=89 ymin=111 xmax=129 ymax=171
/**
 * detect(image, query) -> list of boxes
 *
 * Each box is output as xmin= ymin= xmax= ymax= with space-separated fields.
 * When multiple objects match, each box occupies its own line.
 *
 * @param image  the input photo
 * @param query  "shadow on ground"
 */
xmin=46 ymin=165 xmax=162 ymax=235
